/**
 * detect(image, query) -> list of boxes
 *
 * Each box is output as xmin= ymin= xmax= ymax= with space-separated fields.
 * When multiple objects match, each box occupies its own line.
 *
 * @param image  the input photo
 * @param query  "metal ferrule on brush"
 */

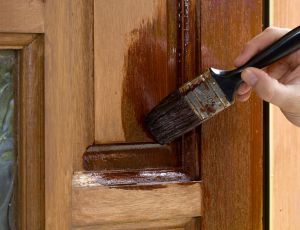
xmin=144 ymin=70 xmax=232 ymax=145
xmin=179 ymin=71 xmax=232 ymax=121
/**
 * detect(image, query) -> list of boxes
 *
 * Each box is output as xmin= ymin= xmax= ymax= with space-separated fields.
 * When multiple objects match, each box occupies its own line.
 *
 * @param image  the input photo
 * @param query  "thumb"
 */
xmin=241 ymin=67 xmax=289 ymax=108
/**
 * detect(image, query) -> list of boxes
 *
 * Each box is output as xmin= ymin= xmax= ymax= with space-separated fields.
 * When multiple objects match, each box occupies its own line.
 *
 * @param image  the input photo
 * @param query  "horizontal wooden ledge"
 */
xmin=73 ymin=169 xmax=191 ymax=187
xmin=0 ymin=33 xmax=38 ymax=48
xmin=72 ymin=172 xmax=202 ymax=227
xmin=83 ymin=143 xmax=180 ymax=171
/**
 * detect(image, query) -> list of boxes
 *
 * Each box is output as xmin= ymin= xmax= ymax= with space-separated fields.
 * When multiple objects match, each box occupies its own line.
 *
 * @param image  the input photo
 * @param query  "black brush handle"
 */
xmin=213 ymin=26 xmax=300 ymax=101
xmin=233 ymin=26 xmax=300 ymax=74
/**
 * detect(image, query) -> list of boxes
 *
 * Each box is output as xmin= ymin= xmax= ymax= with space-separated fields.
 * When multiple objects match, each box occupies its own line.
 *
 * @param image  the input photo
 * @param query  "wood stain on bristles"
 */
xmin=145 ymin=71 xmax=231 ymax=144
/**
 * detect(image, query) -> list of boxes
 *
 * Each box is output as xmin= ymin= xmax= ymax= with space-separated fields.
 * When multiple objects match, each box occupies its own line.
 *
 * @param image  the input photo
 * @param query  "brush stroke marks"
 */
xmin=122 ymin=1 xmax=177 ymax=142
xmin=83 ymin=143 xmax=180 ymax=171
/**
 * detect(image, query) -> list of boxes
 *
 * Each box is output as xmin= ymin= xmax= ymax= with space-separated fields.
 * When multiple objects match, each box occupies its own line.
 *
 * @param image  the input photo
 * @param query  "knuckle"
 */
xmin=262 ymin=80 xmax=277 ymax=102
xmin=264 ymin=87 xmax=276 ymax=102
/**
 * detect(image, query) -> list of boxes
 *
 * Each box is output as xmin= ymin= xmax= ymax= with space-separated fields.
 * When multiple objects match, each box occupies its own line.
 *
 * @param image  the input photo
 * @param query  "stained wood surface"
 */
xmin=0 ymin=0 xmax=44 ymax=33
xmin=0 ymin=0 xmax=265 ymax=228
xmin=83 ymin=143 xmax=180 ymax=171
xmin=72 ymin=174 xmax=202 ymax=227
xmin=94 ymin=0 xmax=177 ymax=143
xmin=270 ymin=1 xmax=300 ymax=229
xmin=45 ymin=0 xmax=94 ymax=228
xmin=199 ymin=0 xmax=263 ymax=229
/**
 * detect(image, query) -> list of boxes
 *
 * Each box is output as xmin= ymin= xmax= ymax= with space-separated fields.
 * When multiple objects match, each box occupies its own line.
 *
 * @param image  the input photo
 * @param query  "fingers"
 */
xmin=237 ymin=82 xmax=251 ymax=95
xmin=280 ymin=65 xmax=300 ymax=84
xmin=241 ymin=67 xmax=290 ymax=108
xmin=236 ymin=90 xmax=252 ymax=102
xmin=234 ymin=27 xmax=290 ymax=67
xmin=266 ymin=60 xmax=291 ymax=80
xmin=236 ymin=82 xmax=252 ymax=102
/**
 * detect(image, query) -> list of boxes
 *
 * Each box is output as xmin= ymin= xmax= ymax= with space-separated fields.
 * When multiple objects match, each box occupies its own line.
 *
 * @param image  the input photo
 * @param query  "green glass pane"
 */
xmin=0 ymin=50 xmax=16 ymax=230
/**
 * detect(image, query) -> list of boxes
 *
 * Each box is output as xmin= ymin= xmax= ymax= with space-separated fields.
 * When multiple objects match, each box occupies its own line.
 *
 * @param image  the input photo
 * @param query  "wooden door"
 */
xmin=0 ymin=0 xmax=263 ymax=229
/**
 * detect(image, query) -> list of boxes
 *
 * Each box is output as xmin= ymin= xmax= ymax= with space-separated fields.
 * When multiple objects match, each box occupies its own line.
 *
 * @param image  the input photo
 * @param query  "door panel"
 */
xmin=0 ymin=0 xmax=263 ymax=229
xmin=94 ymin=0 xmax=177 ymax=143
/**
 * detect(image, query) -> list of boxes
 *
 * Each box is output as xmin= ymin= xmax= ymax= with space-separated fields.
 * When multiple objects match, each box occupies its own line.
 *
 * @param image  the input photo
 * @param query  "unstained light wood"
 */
xmin=73 ymin=218 xmax=190 ymax=230
xmin=71 ymin=0 xmax=95 ymax=171
xmin=0 ymin=0 xmax=44 ymax=33
xmin=199 ymin=0 xmax=263 ymax=229
xmin=72 ymin=178 xmax=202 ymax=227
xmin=0 ymin=34 xmax=37 ymax=48
xmin=73 ymin=218 xmax=199 ymax=230
xmin=270 ymin=1 xmax=300 ymax=229
xmin=45 ymin=0 xmax=95 ymax=228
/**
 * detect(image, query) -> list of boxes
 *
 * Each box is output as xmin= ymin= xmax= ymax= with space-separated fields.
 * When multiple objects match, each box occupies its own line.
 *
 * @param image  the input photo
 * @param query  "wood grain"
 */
xmin=16 ymin=35 xmax=44 ymax=230
xmin=72 ymin=177 xmax=202 ymax=227
xmin=73 ymin=218 xmax=192 ymax=230
xmin=73 ymin=218 xmax=199 ymax=230
xmin=180 ymin=0 xmax=200 ymax=181
xmin=270 ymin=1 xmax=300 ymax=229
xmin=199 ymin=0 xmax=263 ymax=229
xmin=0 ymin=34 xmax=37 ymax=48
xmin=0 ymin=0 xmax=44 ymax=33
xmin=44 ymin=0 xmax=72 ymax=227
xmin=45 ymin=0 xmax=94 ymax=228
xmin=94 ymin=0 xmax=177 ymax=143
xmin=71 ymin=0 xmax=94 ymax=171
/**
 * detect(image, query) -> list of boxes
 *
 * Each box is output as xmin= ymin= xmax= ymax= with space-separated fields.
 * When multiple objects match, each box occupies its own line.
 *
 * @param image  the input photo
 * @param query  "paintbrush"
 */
xmin=145 ymin=26 xmax=300 ymax=145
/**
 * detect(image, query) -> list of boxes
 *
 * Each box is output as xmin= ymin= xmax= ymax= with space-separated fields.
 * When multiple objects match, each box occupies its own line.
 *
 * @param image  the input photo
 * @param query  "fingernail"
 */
xmin=242 ymin=69 xmax=258 ymax=86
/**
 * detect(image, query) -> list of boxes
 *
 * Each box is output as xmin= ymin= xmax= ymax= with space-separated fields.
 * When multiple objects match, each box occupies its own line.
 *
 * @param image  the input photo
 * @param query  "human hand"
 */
xmin=235 ymin=27 xmax=300 ymax=127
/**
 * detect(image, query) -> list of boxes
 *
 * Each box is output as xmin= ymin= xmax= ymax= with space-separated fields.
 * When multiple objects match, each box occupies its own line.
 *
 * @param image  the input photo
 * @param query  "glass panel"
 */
xmin=0 ymin=50 xmax=16 ymax=230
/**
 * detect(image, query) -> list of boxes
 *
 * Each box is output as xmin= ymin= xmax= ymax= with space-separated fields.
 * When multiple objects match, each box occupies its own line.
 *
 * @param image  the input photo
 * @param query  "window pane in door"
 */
xmin=0 ymin=50 xmax=16 ymax=230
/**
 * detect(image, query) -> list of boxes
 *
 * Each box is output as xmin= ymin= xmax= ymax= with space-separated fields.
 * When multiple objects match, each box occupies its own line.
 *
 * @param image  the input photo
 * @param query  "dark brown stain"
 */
xmin=121 ymin=4 xmax=177 ymax=142
xmin=205 ymin=104 xmax=216 ymax=113
xmin=82 ymin=143 xmax=180 ymax=171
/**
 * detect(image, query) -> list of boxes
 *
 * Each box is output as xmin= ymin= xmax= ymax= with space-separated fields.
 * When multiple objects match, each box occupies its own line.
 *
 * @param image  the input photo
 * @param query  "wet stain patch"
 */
xmin=73 ymin=170 xmax=190 ymax=188
xmin=121 ymin=6 xmax=177 ymax=142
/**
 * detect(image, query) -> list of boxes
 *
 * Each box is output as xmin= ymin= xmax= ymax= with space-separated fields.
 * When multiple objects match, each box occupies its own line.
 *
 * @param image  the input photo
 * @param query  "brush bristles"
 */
xmin=145 ymin=72 xmax=232 ymax=145
xmin=144 ymin=90 xmax=202 ymax=145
